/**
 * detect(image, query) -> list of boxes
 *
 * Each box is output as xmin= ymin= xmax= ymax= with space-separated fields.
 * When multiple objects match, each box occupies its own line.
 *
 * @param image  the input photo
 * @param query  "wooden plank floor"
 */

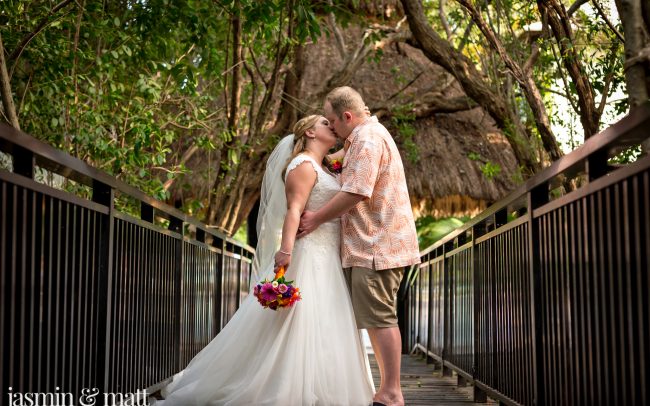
xmin=369 ymin=354 xmax=495 ymax=405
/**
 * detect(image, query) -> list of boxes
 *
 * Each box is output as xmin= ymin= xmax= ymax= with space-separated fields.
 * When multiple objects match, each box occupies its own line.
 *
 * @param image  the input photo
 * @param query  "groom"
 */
xmin=298 ymin=86 xmax=420 ymax=406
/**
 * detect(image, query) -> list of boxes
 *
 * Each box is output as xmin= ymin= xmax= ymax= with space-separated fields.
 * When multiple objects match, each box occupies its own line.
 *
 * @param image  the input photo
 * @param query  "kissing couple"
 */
xmin=154 ymin=86 xmax=421 ymax=406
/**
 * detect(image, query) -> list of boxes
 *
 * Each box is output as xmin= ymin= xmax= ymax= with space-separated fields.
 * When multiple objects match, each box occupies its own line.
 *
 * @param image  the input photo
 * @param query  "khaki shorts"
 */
xmin=343 ymin=265 xmax=404 ymax=329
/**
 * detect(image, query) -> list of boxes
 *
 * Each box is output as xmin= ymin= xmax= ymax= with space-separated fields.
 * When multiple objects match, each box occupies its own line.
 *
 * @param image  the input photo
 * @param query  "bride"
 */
xmin=154 ymin=115 xmax=375 ymax=405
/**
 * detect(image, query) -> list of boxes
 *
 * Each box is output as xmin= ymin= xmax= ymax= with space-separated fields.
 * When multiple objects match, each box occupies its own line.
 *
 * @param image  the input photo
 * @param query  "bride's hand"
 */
xmin=274 ymin=250 xmax=291 ymax=269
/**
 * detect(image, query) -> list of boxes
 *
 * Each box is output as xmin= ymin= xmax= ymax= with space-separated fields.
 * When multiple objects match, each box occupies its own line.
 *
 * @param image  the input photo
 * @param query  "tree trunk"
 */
xmin=617 ymin=0 xmax=650 ymax=107
xmin=616 ymin=0 xmax=650 ymax=152
xmin=228 ymin=8 xmax=243 ymax=131
xmin=0 ymin=33 xmax=20 ymax=130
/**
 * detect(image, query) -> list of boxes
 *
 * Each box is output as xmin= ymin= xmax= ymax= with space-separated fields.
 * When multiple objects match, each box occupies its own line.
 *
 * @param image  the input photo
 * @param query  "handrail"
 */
xmin=1 ymin=124 xmax=256 ymax=399
xmin=419 ymin=102 xmax=650 ymax=257
xmin=0 ymin=123 xmax=254 ymax=252
xmin=402 ymin=102 xmax=650 ymax=406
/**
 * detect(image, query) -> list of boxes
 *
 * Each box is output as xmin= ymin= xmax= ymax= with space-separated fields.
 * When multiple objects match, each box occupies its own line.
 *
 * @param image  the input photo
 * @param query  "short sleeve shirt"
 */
xmin=340 ymin=116 xmax=421 ymax=270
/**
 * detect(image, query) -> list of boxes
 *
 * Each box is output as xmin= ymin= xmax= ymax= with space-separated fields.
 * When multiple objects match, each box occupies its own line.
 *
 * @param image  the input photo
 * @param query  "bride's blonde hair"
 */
xmin=282 ymin=115 xmax=320 ymax=180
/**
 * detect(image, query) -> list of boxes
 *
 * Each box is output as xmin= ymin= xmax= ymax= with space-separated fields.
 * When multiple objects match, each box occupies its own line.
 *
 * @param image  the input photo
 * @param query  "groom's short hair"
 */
xmin=325 ymin=86 xmax=366 ymax=118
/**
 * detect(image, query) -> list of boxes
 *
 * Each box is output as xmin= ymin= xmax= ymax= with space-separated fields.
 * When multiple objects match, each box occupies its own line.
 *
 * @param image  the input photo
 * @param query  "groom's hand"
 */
xmin=297 ymin=211 xmax=319 ymax=238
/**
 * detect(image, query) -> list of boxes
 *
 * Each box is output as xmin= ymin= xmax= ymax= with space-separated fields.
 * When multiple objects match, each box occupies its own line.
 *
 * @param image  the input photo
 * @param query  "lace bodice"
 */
xmin=285 ymin=154 xmax=340 ymax=211
xmin=285 ymin=154 xmax=341 ymax=248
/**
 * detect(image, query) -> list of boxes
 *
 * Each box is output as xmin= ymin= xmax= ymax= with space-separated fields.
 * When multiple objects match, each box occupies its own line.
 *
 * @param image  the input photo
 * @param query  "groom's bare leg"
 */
xmin=367 ymin=331 xmax=385 ymax=389
xmin=367 ymin=327 xmax=404 ymax=406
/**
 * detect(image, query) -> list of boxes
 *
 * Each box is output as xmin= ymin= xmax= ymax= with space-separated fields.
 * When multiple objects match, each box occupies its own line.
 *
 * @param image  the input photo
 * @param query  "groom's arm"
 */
xmin=299 ymin=133 xmax=381 ymax=238
xmin=297 ymin=191 xmax=364 ymax=238
xmin=327 ymin=148 xmax=345 ymax=161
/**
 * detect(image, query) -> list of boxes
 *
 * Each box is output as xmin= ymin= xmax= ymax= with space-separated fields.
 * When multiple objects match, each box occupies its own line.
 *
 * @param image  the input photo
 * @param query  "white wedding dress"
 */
xmin=154 ymin=154 xmax=375 ymax=406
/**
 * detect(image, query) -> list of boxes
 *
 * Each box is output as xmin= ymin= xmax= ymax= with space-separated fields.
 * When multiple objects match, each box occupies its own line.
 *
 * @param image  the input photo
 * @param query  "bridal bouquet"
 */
xmin=326 ymin=158 xmax=343 ymax=174
xmin=253 ymin=266 xmax=301 ymax=310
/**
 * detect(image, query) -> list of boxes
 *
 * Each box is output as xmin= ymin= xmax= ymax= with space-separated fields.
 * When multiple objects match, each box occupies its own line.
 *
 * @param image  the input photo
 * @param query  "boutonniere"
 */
xmin=326 ymin=158 xmax=343 ymax=174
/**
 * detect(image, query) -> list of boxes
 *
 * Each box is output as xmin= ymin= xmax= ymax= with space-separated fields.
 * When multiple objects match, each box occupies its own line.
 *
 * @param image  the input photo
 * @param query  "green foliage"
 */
xmin=391 ymin=104 xmax=420 ymax=163
xmin=467 ymin=152 xmax=501 ymax=181
xmin=4 ymin=0 xmax=234 ymax=200
xmin=480 ymin=161 xmax=502 ymax=180
xmin=608 ymin=145 xmax=643 ymax=165
xmin=233 ymin=220 xmax=248 ymax=245
xmin=415 ymin=216 xmax=469 ymax=250
xmin=2 ymin=0 xmax=329 ymax=213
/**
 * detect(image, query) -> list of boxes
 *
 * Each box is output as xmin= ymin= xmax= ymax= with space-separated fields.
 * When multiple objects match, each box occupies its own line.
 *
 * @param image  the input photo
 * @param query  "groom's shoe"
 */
xmin=372 ymin=403 xmax=387 ymax=406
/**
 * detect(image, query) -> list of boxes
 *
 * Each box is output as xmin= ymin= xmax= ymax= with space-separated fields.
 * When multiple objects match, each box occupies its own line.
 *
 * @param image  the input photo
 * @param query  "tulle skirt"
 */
xmin=154 ymin=224 xmax=375 ymax=405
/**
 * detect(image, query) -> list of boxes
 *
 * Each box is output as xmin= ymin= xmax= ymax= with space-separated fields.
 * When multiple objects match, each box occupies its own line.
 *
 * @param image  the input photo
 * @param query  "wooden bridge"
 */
xmin=2 ymin=103 xmax=649 ymax=405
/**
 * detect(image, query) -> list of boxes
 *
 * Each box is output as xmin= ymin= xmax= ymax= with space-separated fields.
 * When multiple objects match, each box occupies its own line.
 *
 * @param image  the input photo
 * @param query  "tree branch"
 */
xmin=9 ymin=0 xmax=76 ymax=62
xmin=0 ymin=33 xmax=20 ymax=129
xmin=228 ymin=7 xmax=243 ymax=131
xmin=247 ymin=45 xmax=269 ymax=88
xmin=592 ymin=0 xmax=625 ymax=43
xmin=374 ymin=95 xmax=478 ymax=119
xmin=387 ymin=71 xmax=424 ymax=101
xmin=327 ymin=0 xmax=347 ymax=59
xmin=538 ymin=0 xmax=600 ymax=137
xmin=456 ymin=0 xmax=563 ymax=160
xmin=567 ymin=0 xmax=589 ymax=16
xmin=316 ymin=25 xmax=410 ymax=101
xmin=439 ymin=0 xmax=453 ymax=40
xmin=597 ymin=52 xmax=619 ymax=116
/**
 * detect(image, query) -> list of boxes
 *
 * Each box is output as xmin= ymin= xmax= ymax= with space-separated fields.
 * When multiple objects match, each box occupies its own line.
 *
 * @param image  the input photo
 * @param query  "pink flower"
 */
xmin=278 ymin=284 xmax=288 ymax=294
xmin=253 ymin=285 xmax=260 ymax=295
xmin=260 ymin=282 xmax=278 ymax=302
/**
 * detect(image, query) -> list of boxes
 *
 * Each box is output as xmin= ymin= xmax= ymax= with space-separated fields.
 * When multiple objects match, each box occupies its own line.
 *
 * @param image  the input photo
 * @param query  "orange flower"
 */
xmin=275 ymin=266 xmax=285 ymax=279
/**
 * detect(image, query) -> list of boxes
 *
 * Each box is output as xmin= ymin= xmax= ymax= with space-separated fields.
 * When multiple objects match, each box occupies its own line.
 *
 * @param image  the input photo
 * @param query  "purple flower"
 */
xmin=254 ymin=285 xmax=261 ymax=295
xmin=260 ymin=282 xmax=278 ymax=302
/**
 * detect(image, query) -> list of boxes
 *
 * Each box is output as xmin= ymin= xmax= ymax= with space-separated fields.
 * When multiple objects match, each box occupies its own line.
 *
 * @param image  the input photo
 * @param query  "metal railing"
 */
xmin=400 ymin=103 xmax=650 ymax=405
xmin=0 ymin=124 xmax=255 ymax=399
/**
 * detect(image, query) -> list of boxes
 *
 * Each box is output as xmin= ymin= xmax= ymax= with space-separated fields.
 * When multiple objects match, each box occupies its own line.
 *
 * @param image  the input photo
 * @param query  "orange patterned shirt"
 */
xmin=340 ymin=116 xmax=421 ymax=270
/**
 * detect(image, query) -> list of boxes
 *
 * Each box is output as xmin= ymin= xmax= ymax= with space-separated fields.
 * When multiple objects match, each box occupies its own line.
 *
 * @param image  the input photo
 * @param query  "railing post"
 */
xmin=236 ymin=246 xmax=243 ymax=308
xmin=168 ymin=216 xmax=183 ymax=372
xmin=140 ymin=202 xmax=154 ymax=223
xmin=92 ymin=180 xmax=114 ymax=392
xmin=11 ymin=145 xmax=34 ymax=178
xmin=426 ymin=254 xmax=434 ymax=365
xmin=442 ymin=241 xmax=453 ymax=377
xmin=397 ymin=265 xmax=411 ymax=354
xmin=528 ymin=183 xmax=548 ymax=406
xmin=215 ymin=237 xmax=226 ymax=332
xmin=472 ymin=223 xmax=488 ymax=402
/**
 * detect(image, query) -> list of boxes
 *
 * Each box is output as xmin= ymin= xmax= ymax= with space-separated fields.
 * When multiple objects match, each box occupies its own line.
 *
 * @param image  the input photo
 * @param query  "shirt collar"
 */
xmin=345 ymin=115 xmax=378 ymax=147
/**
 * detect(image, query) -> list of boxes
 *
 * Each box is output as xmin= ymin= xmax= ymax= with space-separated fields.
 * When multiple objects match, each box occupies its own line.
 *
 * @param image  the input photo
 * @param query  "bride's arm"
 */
xmin=274 ymin=162 xmax=317 ymax=268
